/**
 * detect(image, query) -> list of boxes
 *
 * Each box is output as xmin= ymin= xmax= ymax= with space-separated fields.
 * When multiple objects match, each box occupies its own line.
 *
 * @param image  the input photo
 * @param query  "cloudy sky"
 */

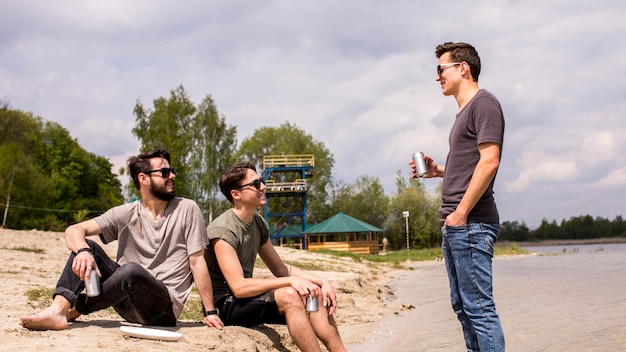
xmin=2 ymin=1 xmax=625 ymax=228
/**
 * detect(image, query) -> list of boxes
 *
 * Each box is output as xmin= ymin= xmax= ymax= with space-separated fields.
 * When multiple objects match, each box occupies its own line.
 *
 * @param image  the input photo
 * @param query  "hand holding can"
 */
xmin=85 ymin=269 xmax=101 ymax=297
xmin=412 ymin=152 xmax=429 ymax=177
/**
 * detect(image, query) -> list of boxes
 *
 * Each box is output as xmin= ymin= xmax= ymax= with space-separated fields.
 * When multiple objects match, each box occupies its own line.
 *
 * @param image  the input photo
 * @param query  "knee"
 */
xmin=274 ymin=287 xmax=304 ymax=311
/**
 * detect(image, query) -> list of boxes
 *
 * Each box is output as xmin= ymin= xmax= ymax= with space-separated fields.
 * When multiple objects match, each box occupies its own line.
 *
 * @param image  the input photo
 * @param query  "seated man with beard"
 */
xmin=20 ymin=149 xmax=223 ymax=331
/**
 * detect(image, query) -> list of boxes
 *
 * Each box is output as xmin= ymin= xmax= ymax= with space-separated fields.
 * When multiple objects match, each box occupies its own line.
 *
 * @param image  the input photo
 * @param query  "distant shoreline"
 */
xmin=500 ymin=237 xmax=626 ymax=247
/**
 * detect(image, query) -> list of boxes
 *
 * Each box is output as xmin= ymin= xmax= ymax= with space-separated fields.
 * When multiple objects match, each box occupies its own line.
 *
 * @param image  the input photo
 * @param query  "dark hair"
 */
xmin=435 ymin=42 xmax=481 ymax=82
xmin=220 ymin=161 xmax=257 ymax=203
xmin=127 ymin=149 xmax=171 ymax=190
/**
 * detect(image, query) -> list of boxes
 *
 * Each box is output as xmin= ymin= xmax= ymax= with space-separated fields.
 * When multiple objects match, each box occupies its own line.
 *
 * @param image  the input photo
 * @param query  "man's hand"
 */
xmin=320 ymin=281 xmax=339 ymax=315
xmin=203 ymin=314 xmax=224 ymax=330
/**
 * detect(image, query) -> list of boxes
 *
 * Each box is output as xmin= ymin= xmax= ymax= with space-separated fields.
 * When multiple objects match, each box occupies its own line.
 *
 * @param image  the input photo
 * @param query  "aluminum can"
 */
xmin=306 ymin=294 xmax=319 ymax=312
xmin=85 ymin=269 xmax=101 ymax=297
xmin=412 ymin=152 xmax=429 ymax=177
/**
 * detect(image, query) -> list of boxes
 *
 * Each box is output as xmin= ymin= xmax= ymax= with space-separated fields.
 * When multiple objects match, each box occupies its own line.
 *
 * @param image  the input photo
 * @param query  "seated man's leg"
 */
xmin=219 ymin=291 xmax=286 ymax=327
xmin=275 ymin=287 xmax=346 ymax=352
xmin=75 ymin=262 xmax=176 ymax=326
xmin=20 ymin=240 xmax=115 ymax=330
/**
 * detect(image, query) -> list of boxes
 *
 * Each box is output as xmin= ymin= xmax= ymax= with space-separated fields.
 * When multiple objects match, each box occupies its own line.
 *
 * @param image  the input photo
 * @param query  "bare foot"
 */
xmin=20 ymin=307 xmax=69 ymax=331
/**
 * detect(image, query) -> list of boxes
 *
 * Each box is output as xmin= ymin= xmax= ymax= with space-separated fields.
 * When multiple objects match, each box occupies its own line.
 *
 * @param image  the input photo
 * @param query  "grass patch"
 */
xmin=25 ymin=287 xmax=54 ymax=309
xmin=179 ymin=287 xmax=203 ymax=322
xmin=10 ymin=246 xmax=46 ymax=254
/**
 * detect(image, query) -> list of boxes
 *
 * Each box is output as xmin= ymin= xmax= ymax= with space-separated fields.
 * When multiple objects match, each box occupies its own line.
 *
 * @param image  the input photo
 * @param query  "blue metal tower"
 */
xmin=262 ymin=154 xmax=314 ymax=249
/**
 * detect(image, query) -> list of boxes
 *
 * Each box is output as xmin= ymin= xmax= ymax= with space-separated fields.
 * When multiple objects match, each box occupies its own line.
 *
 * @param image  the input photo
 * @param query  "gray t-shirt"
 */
xmin=95 ymin=197 xmax=208 ymax=318
xmin=205 ymin=209 xmax=269 ymax=302
xmin=440 ymin=89 xmax=505 ymax=223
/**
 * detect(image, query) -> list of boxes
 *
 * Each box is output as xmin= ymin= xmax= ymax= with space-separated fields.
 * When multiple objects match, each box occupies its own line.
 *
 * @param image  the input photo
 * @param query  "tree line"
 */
xmin=3 ymin=87 xmax=623 ymax=250
xmin=500 ymin=215 xmax=626 ymax=242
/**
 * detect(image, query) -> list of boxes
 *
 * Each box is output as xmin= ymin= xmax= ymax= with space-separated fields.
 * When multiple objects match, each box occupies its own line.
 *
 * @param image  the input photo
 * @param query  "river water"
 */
xmin=348 ymin=244 xmax=626 ymax=352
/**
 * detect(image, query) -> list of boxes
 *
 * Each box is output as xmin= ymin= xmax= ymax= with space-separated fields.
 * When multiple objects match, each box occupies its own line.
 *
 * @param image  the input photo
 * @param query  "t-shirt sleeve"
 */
xmin=473 ymin=93 xmax=504 ymax=146
xmin=93 ymin=202 xmax=134 ymax=244
xmin=183 ymin=199 xmax=209 ymax=255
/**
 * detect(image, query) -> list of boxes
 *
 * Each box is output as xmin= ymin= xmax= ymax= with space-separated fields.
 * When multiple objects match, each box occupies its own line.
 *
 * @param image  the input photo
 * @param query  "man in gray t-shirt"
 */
xmin=411 ymin=43 xmax=505 ymax=352
xmin=20 ymin=149 xmax=223 ymax=331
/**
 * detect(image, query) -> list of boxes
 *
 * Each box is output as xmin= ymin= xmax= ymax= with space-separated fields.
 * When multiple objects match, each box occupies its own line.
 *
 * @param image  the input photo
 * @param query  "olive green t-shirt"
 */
xmin=205 ymin=209 xmax=270 ymax=302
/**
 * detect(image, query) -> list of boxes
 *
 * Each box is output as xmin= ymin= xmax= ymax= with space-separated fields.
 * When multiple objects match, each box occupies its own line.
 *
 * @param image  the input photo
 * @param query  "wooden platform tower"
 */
xmin=262 ymin=154 xmax=314 ymax=249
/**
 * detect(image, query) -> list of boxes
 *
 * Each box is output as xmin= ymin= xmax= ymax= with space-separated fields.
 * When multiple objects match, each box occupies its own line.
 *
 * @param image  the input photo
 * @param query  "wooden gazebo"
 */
xmin=304 ymin=212 xmax=383 ymax=255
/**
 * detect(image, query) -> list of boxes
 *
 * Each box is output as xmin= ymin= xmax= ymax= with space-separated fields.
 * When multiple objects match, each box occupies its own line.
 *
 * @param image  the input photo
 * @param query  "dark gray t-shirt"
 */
xmin=205 ymin=209 xmax=270 ymax=302
xmin=439 ymin=89 xmax=505 ymax=223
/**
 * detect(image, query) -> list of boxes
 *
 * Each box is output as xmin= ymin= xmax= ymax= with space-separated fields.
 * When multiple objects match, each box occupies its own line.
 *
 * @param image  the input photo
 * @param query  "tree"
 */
xmin=133 ymin=85 xmax=196 ymax=198
xmin=236 ymin=122 xmax=334 ymax=224
xmin=331 ymin=175 xmax=389 ymax=229
xmin=132 ymin=85 xmax=237 ymax=219
xmin=0 ymin=103 xmax=123 ymax=230
xmin=188 ymin=95 xmax=237 ymax=221
xmin=385 ymin=171 xmax=441 ymax=249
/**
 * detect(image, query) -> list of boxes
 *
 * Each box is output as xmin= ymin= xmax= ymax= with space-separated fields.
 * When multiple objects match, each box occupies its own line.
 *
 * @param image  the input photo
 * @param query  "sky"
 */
xmin=1 ymin=1 xmax=625 ymax=229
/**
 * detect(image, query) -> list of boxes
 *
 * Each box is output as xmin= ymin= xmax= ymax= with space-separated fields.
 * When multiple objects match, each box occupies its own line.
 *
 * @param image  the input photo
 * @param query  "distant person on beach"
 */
xmin=20 ymin=149 xmax=223 ymax=331
xmin=204 ymin=161 xmax=347 ymax=352
xmin=410 ymin=42 xmax=505 ymax=351
xmin=381 ymin=236 xmax=389 ymax=254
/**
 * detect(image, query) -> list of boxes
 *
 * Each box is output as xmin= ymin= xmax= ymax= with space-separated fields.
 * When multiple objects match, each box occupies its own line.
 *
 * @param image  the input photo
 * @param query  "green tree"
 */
xmin=132 ymin=85 xmax=237 ymax=219
xmin=236 ymin=122 xmax=334 ymax=224
xmin=188 ymin=95 xmax=237 ymax=221
xmin=331 ymin=175 xmax=389 ymax=229
xmin=1 ymin=103 xmax=123 ymax=230
xmin=133 ymin=85 xmax=196 ymax=198
xmin=385 ymin=171 xmax=441 ymax=250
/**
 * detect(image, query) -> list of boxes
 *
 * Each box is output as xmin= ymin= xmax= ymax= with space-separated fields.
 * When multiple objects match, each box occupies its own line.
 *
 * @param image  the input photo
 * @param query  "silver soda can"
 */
xmin=85 ymin=269 xmax=101 ymax=297
xmin=306 ymin=294 xmax=319 ymax=312
xmin=412 ymin=152 xmax=429 ymax=177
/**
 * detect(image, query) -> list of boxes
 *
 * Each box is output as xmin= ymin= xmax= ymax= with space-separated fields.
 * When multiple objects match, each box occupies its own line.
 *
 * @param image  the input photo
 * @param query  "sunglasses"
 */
xmin=236 ymin=178 xmax=266 ymax=190
xmin=437 ymin=62 xmax=461 ymax=76
xmin=144 ymin=167 xmax=177 ymax=178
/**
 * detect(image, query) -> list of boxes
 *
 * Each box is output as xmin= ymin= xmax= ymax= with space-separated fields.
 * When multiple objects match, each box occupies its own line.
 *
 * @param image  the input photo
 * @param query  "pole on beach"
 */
xmin=403 ymin=211 xmax=409 ymax=251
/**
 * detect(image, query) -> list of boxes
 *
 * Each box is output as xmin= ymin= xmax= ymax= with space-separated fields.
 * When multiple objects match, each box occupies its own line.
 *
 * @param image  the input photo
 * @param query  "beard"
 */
xmin=150 ymin=179 xmax=176 ymax=201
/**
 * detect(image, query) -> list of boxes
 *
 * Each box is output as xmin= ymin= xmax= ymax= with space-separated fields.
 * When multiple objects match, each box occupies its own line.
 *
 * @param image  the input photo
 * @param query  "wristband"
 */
xmin=76 ymin=247 xmax=93 ymax=255
xmin=204 ymin=309 xmax=218 ymax=317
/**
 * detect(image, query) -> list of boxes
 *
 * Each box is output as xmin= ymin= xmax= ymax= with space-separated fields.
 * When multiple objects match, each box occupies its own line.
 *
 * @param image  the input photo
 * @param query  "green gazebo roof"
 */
xmin=304 ymin=212 xmax=383 ymax=234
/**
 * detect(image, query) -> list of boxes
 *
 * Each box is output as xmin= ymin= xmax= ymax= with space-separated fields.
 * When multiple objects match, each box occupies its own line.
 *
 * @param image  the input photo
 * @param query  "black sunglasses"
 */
xmin=236 ymin=178 xmax=266 ymax=190
xmin=144 ymin=167 xmax=177 ymax=178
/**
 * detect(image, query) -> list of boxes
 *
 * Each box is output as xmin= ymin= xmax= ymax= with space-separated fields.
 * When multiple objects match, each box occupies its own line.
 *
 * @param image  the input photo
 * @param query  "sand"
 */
xmin=1 ymin=228 xmax=406 ymax=351
xmin=4 ymin=229 xmax=625 ymax=351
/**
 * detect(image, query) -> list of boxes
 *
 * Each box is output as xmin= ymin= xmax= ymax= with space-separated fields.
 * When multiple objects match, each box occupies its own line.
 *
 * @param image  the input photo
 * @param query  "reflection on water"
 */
xmin=523 ymin=242 xmax=626 ymax=254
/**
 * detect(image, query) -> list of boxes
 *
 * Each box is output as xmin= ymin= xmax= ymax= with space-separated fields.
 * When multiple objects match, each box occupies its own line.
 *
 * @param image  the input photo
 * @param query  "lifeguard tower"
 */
xmin=262 ymin=154 xmax=314 ymax=249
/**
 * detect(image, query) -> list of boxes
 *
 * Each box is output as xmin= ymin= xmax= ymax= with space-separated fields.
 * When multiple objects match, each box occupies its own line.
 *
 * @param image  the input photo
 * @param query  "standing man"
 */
xmin=411 ymin=42 xmax=505 ymax=351
xmin=205 ymin=162 xmax=347 ymax=352
xmin=20 ymin=149 xmax=223 ymax=331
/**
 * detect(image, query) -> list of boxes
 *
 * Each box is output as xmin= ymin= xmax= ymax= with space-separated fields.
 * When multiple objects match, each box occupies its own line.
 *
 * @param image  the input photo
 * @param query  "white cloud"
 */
xmin=2 ymin=0 xmax=626 ymax=228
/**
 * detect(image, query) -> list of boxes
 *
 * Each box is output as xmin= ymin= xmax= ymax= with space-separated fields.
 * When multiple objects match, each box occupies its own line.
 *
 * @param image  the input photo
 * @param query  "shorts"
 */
xmin=217 ymin=291 xmax=287 ymax=327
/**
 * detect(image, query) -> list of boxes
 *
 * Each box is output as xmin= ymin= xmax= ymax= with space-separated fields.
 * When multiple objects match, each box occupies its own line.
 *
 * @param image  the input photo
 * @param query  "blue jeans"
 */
xmin=441 ymin=222 xmax=505 ymax=352
xmin=54 ymin=239 xmax=176 ymax=326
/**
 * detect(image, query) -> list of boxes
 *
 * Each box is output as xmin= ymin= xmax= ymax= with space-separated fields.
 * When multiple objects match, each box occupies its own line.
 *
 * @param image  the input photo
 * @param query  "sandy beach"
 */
xmin=1 ymin=229 xmax=405 ymax=351
xmin=3 ymin=229 xmax=626 ymax=351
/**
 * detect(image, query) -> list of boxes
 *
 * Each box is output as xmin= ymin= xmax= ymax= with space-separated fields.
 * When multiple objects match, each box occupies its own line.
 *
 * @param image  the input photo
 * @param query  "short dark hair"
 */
xmin=220 ymin=161 xmax=257 ymax=203
xmin=127 ymin=149 xmax=171 ymax=190
xmin=435 ymin=42 xmax=481 ymax=82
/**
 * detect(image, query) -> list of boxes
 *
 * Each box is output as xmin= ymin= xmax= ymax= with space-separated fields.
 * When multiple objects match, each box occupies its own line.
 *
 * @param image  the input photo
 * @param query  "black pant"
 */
xmin=54 ymin=239 xmax=176 ymax=326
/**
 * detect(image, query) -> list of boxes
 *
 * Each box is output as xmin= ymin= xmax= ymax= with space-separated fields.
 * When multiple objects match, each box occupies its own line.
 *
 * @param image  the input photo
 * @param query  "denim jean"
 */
xmin=441 ymin=222 xmax=505 ymax=352
xmin=54 ymin=239 xmax=176 ymax=326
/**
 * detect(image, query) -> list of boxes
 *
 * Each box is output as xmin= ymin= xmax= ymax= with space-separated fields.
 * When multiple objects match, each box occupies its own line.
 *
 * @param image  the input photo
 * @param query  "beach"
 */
xmin=1 ymin=229 xmax=402 ymax=351
xmin=3 ymin=229 xmax=626 ymax=351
